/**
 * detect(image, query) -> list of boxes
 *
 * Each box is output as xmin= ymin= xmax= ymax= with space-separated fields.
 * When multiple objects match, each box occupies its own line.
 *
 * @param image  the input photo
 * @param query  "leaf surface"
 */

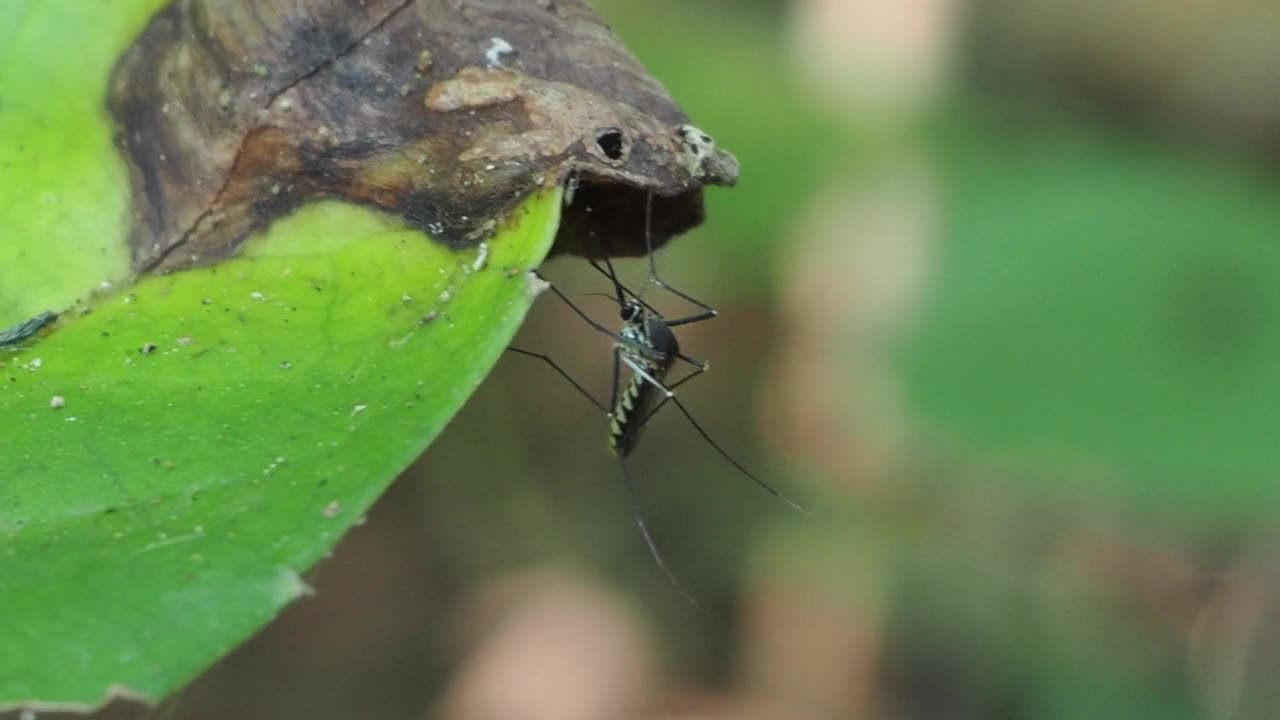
xmin=0 ymin=0 xmax=563 ymax=707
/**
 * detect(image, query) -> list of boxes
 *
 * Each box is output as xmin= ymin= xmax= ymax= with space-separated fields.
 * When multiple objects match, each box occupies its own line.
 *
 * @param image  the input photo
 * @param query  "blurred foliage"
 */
xmin=903 ymin=108 xmax=1280 ymax=522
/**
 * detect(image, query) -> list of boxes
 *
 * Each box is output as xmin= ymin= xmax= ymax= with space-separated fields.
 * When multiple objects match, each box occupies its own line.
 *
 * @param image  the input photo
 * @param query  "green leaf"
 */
xmin=898 ymin=117 xmax=1280 ymax=521
xmin=0 ymin=0 xmax=564 ymax=707
xmin=0 ymin=194 xmax=561 ymax=708
xmin=0 ymin=0 xmax=170 ymax=322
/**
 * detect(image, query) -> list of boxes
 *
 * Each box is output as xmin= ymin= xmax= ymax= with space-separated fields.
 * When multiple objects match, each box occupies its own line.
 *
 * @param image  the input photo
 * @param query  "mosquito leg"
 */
xmin=654 ymin=364 xmax=706 ymax=399
xmin=507 ymin=347 xmax=607 ymax=413
xmin=543 ymin=279 xmax=626 ymax=343
xmin=630 ymin=364 xmax=707 ymax=429
xmin=592 ymin=257 xmax=630 ymax=309
xmin=619 ymin=460 xmax=701 ymax=609
xmin=647 ymin=278 xmax=719 ymax=317
xmin=620 ymin=355 xmax=676 ymax=398
xmin=590 ymin=256 xmax=677 ymax=323
xmin=665 ymin=310 xmax=718 ymax=328
xmin=669 ymin=396 xmax=808 ymax=514
xmin=642 ymin=191 xmax=718 ymax=316
xmin=675 ymin=352 xmax=709 ymax=371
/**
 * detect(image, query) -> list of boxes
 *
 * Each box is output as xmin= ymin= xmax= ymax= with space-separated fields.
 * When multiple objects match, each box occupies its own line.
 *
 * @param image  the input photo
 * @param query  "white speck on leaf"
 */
xmin=472 ymin=242 xmax=490 ymax=272
xmin=485 ymin=37 xmax=515 ymax=66
xmin=50 ymin=395 xmax=65 ymax=409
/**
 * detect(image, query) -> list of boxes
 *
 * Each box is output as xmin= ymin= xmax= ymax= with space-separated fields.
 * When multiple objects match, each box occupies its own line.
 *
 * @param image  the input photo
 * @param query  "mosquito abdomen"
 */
xmin=610 ymin=372 xmax=659 ymax=457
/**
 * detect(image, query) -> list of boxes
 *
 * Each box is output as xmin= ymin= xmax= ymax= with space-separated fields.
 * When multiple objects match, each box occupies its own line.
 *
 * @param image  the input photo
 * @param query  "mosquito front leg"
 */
xmin=507 ymin=348 xmax=607 ymax=413
xmin=544 ymin=279 xmax=630 ymax=345
xmin=641 ymin=191 xmax=719 ymax=318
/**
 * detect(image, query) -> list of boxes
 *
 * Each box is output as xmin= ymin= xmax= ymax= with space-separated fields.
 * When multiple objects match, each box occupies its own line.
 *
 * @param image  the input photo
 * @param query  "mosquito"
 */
xmin=510 ymin=193 xmax=804 ymax=605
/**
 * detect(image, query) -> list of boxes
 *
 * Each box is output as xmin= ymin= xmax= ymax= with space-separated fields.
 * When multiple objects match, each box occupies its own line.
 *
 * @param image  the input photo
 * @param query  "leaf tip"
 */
xmin=523 ymin=271 xmax=551 ymax=299
xmin=273 ymin=566 xmax=315 ymax=603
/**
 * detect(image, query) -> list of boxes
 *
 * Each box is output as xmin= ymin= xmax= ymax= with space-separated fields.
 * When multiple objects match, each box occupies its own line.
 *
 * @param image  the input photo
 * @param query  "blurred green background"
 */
xmin=127 ymin=1 xmax=1280 ymax=718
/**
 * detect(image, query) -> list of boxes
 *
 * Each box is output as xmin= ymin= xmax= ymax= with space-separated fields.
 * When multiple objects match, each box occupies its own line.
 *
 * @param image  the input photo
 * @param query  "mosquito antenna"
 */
xmin=583 ymin=292 xmax=621 ymax=306
xmin=619 ymin=459 xmax=701 ymax=609
xmin=587 ymin=259 xmax=664 ymax=315
xmin=669 ymin=396 xmax=808 ymax=514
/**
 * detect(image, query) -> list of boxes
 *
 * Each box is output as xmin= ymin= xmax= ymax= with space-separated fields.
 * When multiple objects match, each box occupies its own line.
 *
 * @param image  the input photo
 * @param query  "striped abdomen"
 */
xmin=609 ymin=359 xmax=673 ymax=457
xmin=609 ymin=314 xmax=680 ymax=456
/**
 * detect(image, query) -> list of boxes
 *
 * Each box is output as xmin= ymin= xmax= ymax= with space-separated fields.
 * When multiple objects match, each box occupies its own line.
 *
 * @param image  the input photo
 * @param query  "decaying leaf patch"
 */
xmin=110 ymin=0 xmax=739 ymax=273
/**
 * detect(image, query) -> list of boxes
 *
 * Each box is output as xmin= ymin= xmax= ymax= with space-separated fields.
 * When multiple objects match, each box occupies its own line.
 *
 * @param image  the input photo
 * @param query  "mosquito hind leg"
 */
xmin=668 ymin=395 xmax=808 ymax=514
xmin=626 ymin=363 xmax=708 ymax=432
xmin=619 ymin=460 xmax=701 ymax=609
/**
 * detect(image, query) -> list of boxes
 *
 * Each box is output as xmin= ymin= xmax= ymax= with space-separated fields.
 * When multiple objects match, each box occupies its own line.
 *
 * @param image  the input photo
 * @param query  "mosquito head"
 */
xmin=620 ymin=299 xmax=644 ymax=324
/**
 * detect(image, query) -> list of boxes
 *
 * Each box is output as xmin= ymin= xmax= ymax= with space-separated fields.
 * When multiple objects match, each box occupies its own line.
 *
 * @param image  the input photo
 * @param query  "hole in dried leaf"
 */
xmin=596 ymin=129 xmax=625 ymax=161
